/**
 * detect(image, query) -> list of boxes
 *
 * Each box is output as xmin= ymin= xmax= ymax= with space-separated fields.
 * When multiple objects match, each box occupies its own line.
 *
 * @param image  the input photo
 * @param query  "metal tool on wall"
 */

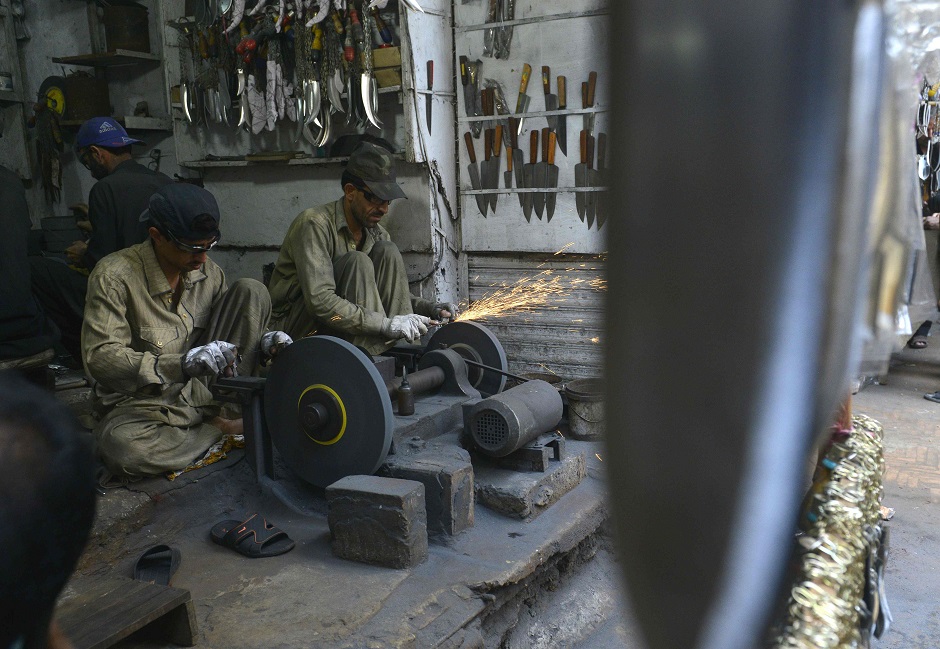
xmin=481 ymin=128 xmax=495 ymax=214
xmin=533 ymin=128 xmax=550 ymax=220
xmin=542 ymin=66 xmax=557 ymax=133
xmin=505 ymin=134 xmax=515 ymax=191
xmin=465 ymin=132 xmax=487 ymax=217
xmin=585 ymin=132 xmax=597 ymax=228
xmin=469 ymin=59 xmax=483 ymax=137
xmin=556 ymin=76 xmax=568 ymax=157
xmin=490 ymin=124 xmax=503 ymax=212
xmin=583 ymin=71 xmax=597 ymax=134
xmin=515 ymin=63 xmax=532 ymax=135
xmin=575 ymin=130 xmax=588 ymax=222
xmin=509 ymin=117 xmax=524 ymax=202
xmin=459 ymin=56 xmax=474 ymax=125
xmin=522 ymin=130 xmax=538 ymax=222
xmin=596 ymin=132 xmax=607 ymax=229
xmin=546 ymin=131 xmax=559 ymax=222
xmin=426 ymin=60 xmax=433 ymax=135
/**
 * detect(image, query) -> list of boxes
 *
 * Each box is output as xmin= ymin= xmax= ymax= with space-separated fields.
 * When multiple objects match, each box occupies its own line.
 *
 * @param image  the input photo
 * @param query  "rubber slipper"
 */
xmin=924 ymin=391 xmax=940 ymax=403
xmin=133 ymin=544 xmax=181 ymax=586
xmin=908 ymin=335 xmax=929 ymax=349
xmin=210 ymin=514 xmax=295 ymax=558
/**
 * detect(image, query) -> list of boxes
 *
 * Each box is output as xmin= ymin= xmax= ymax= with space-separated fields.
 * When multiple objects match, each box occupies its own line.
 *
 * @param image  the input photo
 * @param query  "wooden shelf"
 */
xmin=52 ymin=49 xmax=161 ymax=67
xmin=59 ymin=115 xmax=172 ymax=131
xmin=182 ymin=151 xmax=406 ymax=169
xmin=0 ymin=88 xmax=21 ymax=104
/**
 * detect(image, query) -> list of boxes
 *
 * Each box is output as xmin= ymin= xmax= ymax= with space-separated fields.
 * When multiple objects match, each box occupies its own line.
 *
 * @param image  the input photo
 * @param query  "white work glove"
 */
xmin=433 ymin=302 xmax=457 ymax=322
xmin=261 ymin=330 xmax=293 ymax=364
xmin=383 ymin=314 xmax=431 ymax=343
xmin=182 ymin=341 xmax=238 ymax=378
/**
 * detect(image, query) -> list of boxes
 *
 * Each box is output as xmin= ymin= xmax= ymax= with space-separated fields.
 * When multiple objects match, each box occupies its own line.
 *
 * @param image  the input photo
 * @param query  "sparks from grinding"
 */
xmin=554 ymin=242 xmax=575 ymax=255
xmin=591 ymin=337 xmax=600 ymax=344
xmin=595 ymin=453 xmax=603 ymax=462
xmin=590 ymin=277 xmax=607 ymax=291
xmin=537 ymin=363 xmax=558 ymax=376
xmin=330 ymin=314 xmax=343 ymax=322
xmin=455 ymin=270 xmax=573 ymax=322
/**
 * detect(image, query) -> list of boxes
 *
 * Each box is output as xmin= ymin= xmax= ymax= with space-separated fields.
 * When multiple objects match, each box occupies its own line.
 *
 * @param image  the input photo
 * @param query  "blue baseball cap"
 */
xmin=140 ymin=184 xmax=222 ymax=241
xmin=75 ymin=117 xmax=143 ymax=149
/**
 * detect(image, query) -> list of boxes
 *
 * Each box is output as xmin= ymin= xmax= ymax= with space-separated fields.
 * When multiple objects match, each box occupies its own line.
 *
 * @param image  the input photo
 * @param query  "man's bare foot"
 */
xmin=208 ymin=416 xmax=244 ymax=436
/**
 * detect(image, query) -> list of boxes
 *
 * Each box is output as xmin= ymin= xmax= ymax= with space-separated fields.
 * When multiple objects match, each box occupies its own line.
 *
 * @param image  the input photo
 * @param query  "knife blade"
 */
xmin=575 ymin=130 xmax=587 ymax=222
xmin=522 ymin=129 xmax=538 ymax=223
xmin=509 ymin=117 xmax=525 ymax=205
xmin=596 ymin=132 xmax=607 ymax=229
xmin=546 ymin=131 xmax=559 ymax=222
xmin=489 ymin=124 xmax=502 ymax=212
xmin=469 ymin=59 xmax=483 ymax=137
xmin=533 ymin=128 xmax=549 ymax=220
xmin=515 ymin=63 xmax=532 ymax=135
xmin=426 ymin=60 xmax=433 ymax=135
xmin=465 ymin=132 xmax=487 ymax=217
xmin=583 ymin=71 xmax=597 ymax=134
xmin=459 ymin=55 xmax=474 ymax=120
xmin=481 ymin=128 xmax=494 ymax=214
xmin=542 ymin=66 xmax=557 ymax=132
xmin=556 ymin=75 xmax=567 ymax=157
xmin=585 ymin=133 xmax=597 ymax=228
xmin=504 ymin=137 xmax=514 ymax=190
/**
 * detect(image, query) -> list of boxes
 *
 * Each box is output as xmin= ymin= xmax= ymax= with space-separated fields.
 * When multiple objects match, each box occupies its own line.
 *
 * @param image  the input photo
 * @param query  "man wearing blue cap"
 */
xmin=268 ymin=142 xmax=455 ymax=355
xmin=82 ymin=183 xmax=291 ymax=479
xmin=30 ymin=116 xmax=171 ymax=364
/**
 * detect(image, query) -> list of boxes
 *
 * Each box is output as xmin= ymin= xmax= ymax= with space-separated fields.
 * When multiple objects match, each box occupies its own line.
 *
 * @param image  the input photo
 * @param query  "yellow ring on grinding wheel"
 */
xmin=297 ymin=384 xmax=347 ymax=445
xmin=44 ymin=87 xmax=65 ymax=116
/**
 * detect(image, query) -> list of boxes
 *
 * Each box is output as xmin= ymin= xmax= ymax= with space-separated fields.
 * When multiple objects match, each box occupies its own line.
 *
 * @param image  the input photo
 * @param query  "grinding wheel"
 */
xmin=425 ymin=321 xmax=507 ymax=396
xmin=264 ymin=336 xmax=394 ymax=488
xmin=38 ymin=76 xmax=66 ymax=117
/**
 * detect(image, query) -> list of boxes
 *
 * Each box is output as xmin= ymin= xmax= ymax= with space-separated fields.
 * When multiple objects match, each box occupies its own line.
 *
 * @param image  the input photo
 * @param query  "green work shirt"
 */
xmin=82 ymin=240 xmax=226 ymax=423
xmin=268 ymin=199 xmax=435 ymax=337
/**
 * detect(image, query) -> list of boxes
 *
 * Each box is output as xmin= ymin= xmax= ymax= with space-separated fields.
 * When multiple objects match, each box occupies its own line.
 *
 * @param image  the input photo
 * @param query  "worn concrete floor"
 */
xmin=51 ymin=331 xmax=940 ymax=648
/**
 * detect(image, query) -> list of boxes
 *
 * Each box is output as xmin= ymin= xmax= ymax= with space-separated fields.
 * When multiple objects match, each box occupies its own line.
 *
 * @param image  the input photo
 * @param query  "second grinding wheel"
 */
xmin=264 ymin=336 xmax=394 ymax=488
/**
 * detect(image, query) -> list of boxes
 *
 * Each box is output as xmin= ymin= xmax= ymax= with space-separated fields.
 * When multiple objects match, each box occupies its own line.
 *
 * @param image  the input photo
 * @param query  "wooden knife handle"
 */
xmin=542 ymin=128 xmax=550 ymax=163
xmin=484 ymin=129 xmax=493 ymax=161
xmin=541 ymin=66 xmax=551 ymax=95
xmin=506 ymin=146 xmax=513 ymax=171
xmin=586 ymin=134 xmax=595 ymax=170
xmin=509 ymin=117 xmax=519 ymax=148
xmin=580 ymin=130 xmax=587 ymax=165
xmin=519 ymin=63 xmax=532 ymax=94
xmin=587 ymin=71 xmax=597 ymax=108
xmin=547 ymin=131 xmax=556 ymax=166
xmin=465 ymin=132 xmax=477 ymax=164
xmin=557 ymin=76 xmax=566 ymax=109
xmin=493 ymin=125 xmax=503 ymax=156
xmin=486 ymin=87 xmax=495 ymax=116
xmin=427 ymin=60 xmax=434 ymax=90
xmin=530 ymin=130 xmax=539 ymax=165
xmin=597 ymin=132 xmax=607 ymax=171
xmin=581 ymin=81 xmax=588 ymax=109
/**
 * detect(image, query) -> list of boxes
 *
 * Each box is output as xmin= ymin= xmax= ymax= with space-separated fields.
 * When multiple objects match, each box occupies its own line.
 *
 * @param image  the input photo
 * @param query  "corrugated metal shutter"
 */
xmin=467 ymin=253 xmax=605 ymax=381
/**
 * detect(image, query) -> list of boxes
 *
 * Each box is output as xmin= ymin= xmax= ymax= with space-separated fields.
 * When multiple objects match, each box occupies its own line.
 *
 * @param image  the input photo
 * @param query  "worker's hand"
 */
xmin=182 ymin=341 xmax=238 ymax=377
xmin=383 ymin=314 xmax=431 ymax=343
xmin=76 ymin=219 xmax=93 ymax=233
xmin=65 ymin=240 xmax=88 ymax=265
xmin=261 ymin=330 xmax=292 ymax=363
xmin=433 ymin=302 xmax=457 ymax=322
xmin=925 ymin=213 xmax=940 ymax=230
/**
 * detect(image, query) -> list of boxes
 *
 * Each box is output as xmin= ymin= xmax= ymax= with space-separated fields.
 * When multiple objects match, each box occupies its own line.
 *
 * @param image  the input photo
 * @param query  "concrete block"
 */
xmin=381 ymin=453 xmax=474 ymax=536
xmin=474 ymin=453 xmax=586 ymax=519
xmin=326 ymin=475 xmax=428 ymax=568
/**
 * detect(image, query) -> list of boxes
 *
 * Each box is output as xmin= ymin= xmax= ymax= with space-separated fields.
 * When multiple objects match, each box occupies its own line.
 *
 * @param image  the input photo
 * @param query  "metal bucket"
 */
xmin=564 ymin=378 xmax=605 ymax=439
xmin=102 ymin=4 xmax=150 ymax=53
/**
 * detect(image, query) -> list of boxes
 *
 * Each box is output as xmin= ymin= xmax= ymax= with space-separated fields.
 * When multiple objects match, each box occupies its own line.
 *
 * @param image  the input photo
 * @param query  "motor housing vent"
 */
xmin=464 ymin=380 xmax=563 ymax=457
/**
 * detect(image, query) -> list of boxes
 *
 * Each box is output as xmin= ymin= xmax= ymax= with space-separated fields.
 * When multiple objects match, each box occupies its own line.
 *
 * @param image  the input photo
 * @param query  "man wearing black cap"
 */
xmin=82 ymin=183 xmax=291 ymax=478
xmin=268 ymin=142 xmax=455 ymax=354
xmin=30 ymin=116 xmax=172 ymax=364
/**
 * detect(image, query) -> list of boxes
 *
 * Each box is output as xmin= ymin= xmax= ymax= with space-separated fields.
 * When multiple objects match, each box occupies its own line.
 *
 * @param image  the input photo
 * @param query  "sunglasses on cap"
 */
xmin=150 ymin=215 xmax=219 ymax=253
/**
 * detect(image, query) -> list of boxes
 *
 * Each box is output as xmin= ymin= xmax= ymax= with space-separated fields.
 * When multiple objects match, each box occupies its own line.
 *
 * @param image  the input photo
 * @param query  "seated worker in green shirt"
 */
xmin=82 ymin=183 xmax=292 ymax=479
xmin=267 ymin=142 xmax=455 ymax=355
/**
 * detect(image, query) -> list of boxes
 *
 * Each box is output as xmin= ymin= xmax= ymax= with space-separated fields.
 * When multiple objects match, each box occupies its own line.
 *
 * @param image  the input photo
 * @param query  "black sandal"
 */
xmin=210 ymin=514 xmax=295 ymax=558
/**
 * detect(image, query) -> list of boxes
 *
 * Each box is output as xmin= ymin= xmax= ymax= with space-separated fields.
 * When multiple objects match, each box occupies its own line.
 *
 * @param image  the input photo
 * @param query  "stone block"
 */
xmin=381 ymin=453 xmax=474 ymax=536
xmin=326 ymin=475 xmax=428 ymax=568
xmin=474 ymin=453 xmax=586 ymax=519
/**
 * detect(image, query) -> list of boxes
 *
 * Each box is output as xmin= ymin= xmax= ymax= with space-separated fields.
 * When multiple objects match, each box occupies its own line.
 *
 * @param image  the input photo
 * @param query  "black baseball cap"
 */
xmin=345 ymin=142 xmax=407 ymax=201
xmin=140 ymin=183 xmax=221 ymax=241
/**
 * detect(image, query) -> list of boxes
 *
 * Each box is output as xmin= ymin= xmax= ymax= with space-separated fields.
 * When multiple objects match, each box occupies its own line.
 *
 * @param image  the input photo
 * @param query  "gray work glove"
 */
xmin=383 ymin=314 xmax=431 ymax=343
xmin=261 ymin=330 xmax=293 ymax=364
xmin=182 ymin=341 xmax=238 ymax=377
xmin=433 ymin=302 xmax=457 ymax=322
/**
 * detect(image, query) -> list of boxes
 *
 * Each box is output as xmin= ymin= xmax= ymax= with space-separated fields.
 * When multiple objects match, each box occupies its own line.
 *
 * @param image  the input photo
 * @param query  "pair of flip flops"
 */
xmin=210 ymin=514 xmax=295 ymax=558
xmin=134 ymin=544 xmax=181 ymax=586
xmin=908 ymin=321 xmax=932 ymax=349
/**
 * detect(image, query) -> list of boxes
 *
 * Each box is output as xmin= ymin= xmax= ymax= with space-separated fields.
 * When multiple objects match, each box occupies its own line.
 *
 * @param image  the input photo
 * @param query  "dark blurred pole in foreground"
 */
xmin=605 ymin=1 xmax=886 ymax=648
